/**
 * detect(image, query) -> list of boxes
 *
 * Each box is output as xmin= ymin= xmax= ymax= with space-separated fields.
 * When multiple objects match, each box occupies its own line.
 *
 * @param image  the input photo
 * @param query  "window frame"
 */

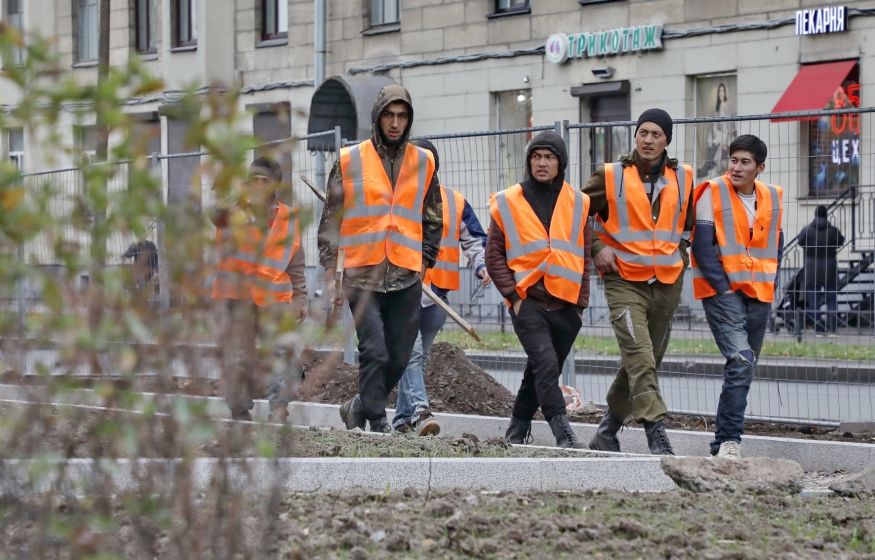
xmin=134 ymin=0 xmax=158 ymax=55
xmin=74 ymin=0 xmax=99 ymax=63
xmin=369 ymin=0 xmax=400 ymax=29
xmin=4 ymin=0 xmax=25 ymax=67
xmin=490 ymin=0 xmax=530 ymax=18
xmin=171 ymin=0 xmax=197 ymax=49
xmin=260 ymin=0 xmax=289 ymax=43
xmin=6 ymin=128 xmax=25 ymax=171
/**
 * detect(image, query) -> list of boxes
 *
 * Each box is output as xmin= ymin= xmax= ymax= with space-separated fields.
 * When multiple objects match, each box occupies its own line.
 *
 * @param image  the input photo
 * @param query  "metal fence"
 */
xmin=7 ymin=108 xmax=875 ymax=425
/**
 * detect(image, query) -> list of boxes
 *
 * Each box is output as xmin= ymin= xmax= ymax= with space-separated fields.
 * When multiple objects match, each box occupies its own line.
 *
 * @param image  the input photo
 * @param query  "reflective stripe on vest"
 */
xmin=339 ymin=140 xmax=434 ymax=272
xmin=489 ymin=182 xmax=590 ymax=305
xmin=424 ymin=186 xmax=465 ymax=290
xmin=691 ymin=177 xmax=783 ymax=302
xmin=211 ymin=202 xmax=300 ymax=307
xmin=596 ymin=162 xmax=692 ymax=284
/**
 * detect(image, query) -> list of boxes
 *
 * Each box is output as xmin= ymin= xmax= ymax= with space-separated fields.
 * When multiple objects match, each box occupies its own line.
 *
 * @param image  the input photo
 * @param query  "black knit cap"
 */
xmin=636 ymin=108 xmax=673 ymax=145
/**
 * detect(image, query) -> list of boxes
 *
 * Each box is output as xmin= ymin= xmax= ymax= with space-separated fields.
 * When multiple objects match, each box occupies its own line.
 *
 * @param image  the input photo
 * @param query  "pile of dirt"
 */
xmin=296 ymin=342 xmax=514 ymax=417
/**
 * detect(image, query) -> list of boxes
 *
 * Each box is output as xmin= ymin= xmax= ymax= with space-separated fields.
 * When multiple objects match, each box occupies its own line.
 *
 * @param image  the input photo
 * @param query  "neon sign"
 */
xmin=830 ymin=83 xmax=860 ymax=135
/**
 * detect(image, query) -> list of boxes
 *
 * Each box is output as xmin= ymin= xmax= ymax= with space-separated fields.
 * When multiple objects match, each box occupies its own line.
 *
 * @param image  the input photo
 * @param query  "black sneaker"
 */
xmin=394 ymin=422 xmax=413 ymax=434
xmin=231 ymin=410 xmax=252 ymax=421
xmin=339 ymin=395 xmax=366 ymax=430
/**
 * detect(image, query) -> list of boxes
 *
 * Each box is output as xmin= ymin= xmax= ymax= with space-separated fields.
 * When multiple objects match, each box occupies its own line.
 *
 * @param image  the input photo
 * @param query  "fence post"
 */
xmin=561 ymin=347 xmax=575 ymax=389
xmin=335 ymin=129 xmax=356 ymax=366
xmin=16 ymin=242 xmax=26 ymax=373
xmin=153 ymin=153 xmax=171 ymax=311
xmin=554 ymin=120 xmax=570 ymax=149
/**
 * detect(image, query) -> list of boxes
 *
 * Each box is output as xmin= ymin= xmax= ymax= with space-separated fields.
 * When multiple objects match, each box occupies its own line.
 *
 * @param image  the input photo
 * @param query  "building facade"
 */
xmin=2 ymin=1 xmax=873 ymax=321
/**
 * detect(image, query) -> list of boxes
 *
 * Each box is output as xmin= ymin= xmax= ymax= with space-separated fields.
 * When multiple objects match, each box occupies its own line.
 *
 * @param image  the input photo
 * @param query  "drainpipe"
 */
xmin=313 ymin=0 xmax=327 ymax=194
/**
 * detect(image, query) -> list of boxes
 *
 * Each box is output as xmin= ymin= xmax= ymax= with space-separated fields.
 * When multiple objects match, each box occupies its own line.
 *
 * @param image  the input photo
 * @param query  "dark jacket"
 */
xmin=485 ymin=131 xmax=593 ymax=310
xmin=317 ymin=85 xmax=442 ymax=292
xmin=799 ymin=215 xmax=845 ymax=289
xmin=581 ymin=149 xmax=694 ymax=265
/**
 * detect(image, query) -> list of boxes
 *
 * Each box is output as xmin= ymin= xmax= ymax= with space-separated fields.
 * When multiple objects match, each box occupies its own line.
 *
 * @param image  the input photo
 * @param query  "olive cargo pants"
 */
xmin=602 ymin=272 xmax=684 ymax=423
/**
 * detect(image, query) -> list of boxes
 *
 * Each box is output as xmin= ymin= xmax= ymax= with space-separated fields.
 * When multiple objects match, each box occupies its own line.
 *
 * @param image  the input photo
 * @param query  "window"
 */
xmin=261 ymin=0 xmax=288 ymax=41
xmin=495 ymin=0 xmax=529 ymax=13
xmin=492 ymin=90 xmax=532 ymax=187
xmin=75 ymin=0 xmax=99 ymax=62
xmin=172 ymin=0 xmax=197 ymax=48
xmin=808 ymin=64 xmax=860 ymax=197
xmin=75 ymin=125 xmax=98 ymax=162
xmin=134 ymin=0 xmax=158 ymax=54
xmin=7 ymin=128 xmax=24 ymax=170
xmin=370 ymin=0 xmax=399 ymax=27
xmin=4 ymin=0 xmax=24 ymax=66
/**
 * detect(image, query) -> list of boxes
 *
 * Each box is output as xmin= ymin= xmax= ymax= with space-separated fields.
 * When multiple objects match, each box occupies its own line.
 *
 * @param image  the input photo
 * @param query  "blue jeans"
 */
xmin=392 ymin=302 xmax=447 ymax=428
xmin=701 ymin=291 xmax=771 ymax=455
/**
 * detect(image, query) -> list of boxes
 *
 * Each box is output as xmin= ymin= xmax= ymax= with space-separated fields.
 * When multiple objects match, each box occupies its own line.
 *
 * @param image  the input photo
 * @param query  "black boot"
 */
xmin=548 ymin=414 xmax=583 ymax=449
xmin=588 ymin=409 xmax=623 ymax=452
xmin=644 ymin=421 xmax=675 ymax=455
xmin=504 ymin=416 xmax=532 ymax=444
xmin=339 ymin=395 xmax=366 ymax=430
xmin=369 ymin=416 xmax=392 ymax=433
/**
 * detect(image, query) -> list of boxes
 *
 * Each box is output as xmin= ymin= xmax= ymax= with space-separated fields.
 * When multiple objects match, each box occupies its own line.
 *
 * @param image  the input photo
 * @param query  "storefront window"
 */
xmin=695 ymin=74 xmax=737 ymax=180
xmin=492 ymin=90 xmax=532 ymax=187
xmin=808 ymin=66 xmax=860 ymax=197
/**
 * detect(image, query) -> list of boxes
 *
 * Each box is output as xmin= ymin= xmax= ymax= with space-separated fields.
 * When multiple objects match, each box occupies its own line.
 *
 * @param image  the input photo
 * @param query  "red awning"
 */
xmin=770 ymin=60 xmax=857 ymax=121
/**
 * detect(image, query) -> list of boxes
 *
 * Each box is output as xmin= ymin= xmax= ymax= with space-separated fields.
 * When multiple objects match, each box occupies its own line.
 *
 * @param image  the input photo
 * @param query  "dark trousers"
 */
xmin=509 ymin=299 xmax=582 ymax=422
xmin=345 ymin=282 xmax=422 ymax=421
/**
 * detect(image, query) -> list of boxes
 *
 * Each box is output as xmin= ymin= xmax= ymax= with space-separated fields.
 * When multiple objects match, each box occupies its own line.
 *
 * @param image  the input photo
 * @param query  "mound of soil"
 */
xmin=296 ymin=342 xmax=515 ymax=418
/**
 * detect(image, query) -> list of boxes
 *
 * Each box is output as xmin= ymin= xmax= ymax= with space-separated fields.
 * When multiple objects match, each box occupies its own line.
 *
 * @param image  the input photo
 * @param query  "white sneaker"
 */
xmin=716 ymin=441 xmax=742 ymax=460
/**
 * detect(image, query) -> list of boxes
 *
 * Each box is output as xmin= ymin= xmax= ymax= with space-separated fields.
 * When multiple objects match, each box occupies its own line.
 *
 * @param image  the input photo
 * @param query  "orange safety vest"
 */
xmin=595 ymin=162 xmax=692 ymax=284
xmin=423 ymin=186 xmax=465 ymax=291
xmin=339 ymin=140 xmax=435 ymax=272
xmin=211 ymin=203 xmax=301 ymax=307
xmin=691 ymin=176 xmax=783 ymax=302
xmin=489 ymin=182 xmax=590 ymax=305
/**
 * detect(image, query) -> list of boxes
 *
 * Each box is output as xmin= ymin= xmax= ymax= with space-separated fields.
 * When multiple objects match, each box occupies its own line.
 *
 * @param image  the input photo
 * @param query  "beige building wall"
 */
xmin=2 ymin=0 xmax=873 ymax=241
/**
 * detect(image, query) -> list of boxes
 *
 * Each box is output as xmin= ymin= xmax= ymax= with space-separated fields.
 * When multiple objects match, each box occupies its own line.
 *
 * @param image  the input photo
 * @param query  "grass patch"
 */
xmin=436 ymin=330 xmax=875 ymax=361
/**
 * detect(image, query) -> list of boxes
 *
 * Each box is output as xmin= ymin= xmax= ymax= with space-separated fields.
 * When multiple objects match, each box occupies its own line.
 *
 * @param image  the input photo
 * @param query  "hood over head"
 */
xmin=370 ymin=85 xmax=414 ymax=150
xmin=525 ymin=130 xmax=567 ymax=184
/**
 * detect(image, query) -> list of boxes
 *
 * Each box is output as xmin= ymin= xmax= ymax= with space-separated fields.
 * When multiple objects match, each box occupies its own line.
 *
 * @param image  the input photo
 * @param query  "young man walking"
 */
xmin=486 ymin=131 xmax=592 ymax=449
xmin=211 ymin=157 xmax=308 ymax=423
xmin=691 ymin=134 xmax=784 ymax=459
xmin=393 ymin=140 xmax=490 ymax=436
xmin=317 ymin=85 xmax=442 ymax=433
xmin=583 ymin=108 xmax=694 ymax=455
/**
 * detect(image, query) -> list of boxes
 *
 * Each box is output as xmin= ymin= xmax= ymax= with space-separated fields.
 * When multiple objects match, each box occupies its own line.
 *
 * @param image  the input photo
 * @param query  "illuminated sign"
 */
xmin=545 ymin=25 xmax=663 ymax=65
xmin=796 ymin=6 xmax=846 ymax=36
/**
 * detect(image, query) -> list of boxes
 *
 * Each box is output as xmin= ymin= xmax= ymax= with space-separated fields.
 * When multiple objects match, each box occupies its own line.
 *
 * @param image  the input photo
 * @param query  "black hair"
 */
xmin=729 ymin=134 xmax=767 ymax=165
xmin=249 ymin=156 xmax=283 ymax=182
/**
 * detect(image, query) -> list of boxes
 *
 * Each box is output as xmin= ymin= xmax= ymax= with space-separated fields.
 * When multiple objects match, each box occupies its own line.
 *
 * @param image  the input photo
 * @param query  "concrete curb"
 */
xmin=1 ymin=383 xmax=873 ymax=473
xmin=0 ymin=456 xmax=677 ymax=495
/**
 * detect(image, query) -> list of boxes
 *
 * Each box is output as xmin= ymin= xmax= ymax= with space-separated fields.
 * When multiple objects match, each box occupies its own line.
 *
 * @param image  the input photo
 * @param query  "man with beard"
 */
xmin=317 ymin=85 xmax=442 ymax=433
xmin=486 ymin=131 xmax=592 ymax=449
xmin=582 ymin=108 xmax=694 ymax=455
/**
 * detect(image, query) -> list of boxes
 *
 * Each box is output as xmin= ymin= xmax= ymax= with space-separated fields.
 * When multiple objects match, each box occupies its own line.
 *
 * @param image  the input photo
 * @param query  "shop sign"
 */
xmin=545 ymin=24 xmax=663 ymax=65
xmin=796 ymin=6 xmax=846 ymax=36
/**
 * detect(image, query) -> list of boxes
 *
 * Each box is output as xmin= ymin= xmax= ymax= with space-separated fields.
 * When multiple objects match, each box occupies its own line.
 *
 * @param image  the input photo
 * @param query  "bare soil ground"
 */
xmin=1 ymin=488 xmax=873 ymax=558
xmin=0 ymin=403 xmax=590 ymax=460
xmin=3 ymin=342 xmax=872 ymax=445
